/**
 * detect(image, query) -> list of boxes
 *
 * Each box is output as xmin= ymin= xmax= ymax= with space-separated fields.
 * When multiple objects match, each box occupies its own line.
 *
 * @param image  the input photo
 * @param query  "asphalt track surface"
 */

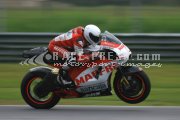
xmin=0 ymin=105 xmax=179 ymax=120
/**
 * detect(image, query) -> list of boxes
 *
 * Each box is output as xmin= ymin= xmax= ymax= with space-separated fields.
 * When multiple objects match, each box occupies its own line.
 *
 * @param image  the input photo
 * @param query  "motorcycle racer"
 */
xmin=47 ymin=24 xmax=101 ymax=88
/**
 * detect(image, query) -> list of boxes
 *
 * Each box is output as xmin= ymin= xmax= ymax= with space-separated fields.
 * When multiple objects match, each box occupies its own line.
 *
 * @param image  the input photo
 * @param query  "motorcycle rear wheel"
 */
xmin=21 ymin=71 xmax=60 ymax=109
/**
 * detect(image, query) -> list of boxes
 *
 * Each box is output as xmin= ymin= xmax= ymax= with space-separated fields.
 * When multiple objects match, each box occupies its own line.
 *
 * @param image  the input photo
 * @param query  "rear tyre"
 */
xmin=113 ymin=71 xmax=151 ymax=104
xmin=21 ymin=70 xmax=60 ymax=109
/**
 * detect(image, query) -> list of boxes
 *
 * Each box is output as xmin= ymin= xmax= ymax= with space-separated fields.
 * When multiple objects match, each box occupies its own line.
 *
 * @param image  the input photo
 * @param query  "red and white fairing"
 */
xmin=69 ymin=31 xmax=132 ymax=94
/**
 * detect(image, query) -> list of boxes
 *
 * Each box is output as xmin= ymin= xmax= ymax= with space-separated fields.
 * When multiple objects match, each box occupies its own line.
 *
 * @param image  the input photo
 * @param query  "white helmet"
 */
xmin=84 ymin=24 xmax=101 ymax=46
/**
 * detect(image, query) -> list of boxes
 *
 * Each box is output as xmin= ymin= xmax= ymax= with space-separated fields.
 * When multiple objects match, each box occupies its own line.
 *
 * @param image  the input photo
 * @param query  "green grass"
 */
xmin=6 ymin=6 xmax=180 ymax=33
xmin=0 ymin=63 xmax=180 ymax=105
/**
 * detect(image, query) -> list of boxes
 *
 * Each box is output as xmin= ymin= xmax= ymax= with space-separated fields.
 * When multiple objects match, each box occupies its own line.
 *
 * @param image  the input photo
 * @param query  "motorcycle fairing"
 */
xmin=68 ymin=60 xmax=116 ymax=94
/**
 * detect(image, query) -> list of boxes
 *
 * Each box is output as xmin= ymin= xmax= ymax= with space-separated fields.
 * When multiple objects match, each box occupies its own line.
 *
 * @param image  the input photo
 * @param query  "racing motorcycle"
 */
xmin=21 ymin=31 xmax=151 ymax=109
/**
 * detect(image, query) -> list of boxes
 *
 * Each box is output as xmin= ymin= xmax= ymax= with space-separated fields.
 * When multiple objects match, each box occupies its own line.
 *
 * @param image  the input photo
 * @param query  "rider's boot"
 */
xmin=58 ymin=68 xmax=75 ymax=89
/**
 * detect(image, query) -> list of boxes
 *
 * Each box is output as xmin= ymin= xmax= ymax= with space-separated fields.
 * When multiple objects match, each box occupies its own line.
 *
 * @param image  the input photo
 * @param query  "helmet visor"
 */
xmin=89 ymin=33 xmax=100 ymax=44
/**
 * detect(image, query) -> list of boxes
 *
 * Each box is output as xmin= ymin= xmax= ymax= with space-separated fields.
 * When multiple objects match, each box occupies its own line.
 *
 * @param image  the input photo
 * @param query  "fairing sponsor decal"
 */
xmin=77 ymin=83 xmax=107 ymax=93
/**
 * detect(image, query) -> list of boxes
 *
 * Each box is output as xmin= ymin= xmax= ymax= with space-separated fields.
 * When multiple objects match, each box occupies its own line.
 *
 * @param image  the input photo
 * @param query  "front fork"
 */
xmin=117 ymin=66 xmax=143 ymax=90
xmin=118 ymin=66 xmax=131 ymax=90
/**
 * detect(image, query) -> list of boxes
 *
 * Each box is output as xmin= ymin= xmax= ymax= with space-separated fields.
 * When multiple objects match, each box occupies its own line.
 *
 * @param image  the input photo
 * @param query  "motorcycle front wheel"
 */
xmin=113 ymin=71 xmax=151 ymax=104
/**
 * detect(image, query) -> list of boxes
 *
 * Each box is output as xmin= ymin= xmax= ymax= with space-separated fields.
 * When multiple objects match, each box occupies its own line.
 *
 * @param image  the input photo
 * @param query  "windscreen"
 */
xmin=100 ymin=31 xmax=123 ymax=44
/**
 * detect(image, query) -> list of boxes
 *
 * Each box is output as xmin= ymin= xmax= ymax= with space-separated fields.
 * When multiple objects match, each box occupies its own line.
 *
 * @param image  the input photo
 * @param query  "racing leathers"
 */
xmin=48 ymin=26 xmax=97 ymax=87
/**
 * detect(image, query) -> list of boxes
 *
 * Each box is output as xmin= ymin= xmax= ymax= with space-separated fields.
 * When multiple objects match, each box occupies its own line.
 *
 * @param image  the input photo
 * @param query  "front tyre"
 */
xmin=21 ymin=71 xmax=60 ymax=109
xmin=113 ymin=71 xmax=151 ymax=104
